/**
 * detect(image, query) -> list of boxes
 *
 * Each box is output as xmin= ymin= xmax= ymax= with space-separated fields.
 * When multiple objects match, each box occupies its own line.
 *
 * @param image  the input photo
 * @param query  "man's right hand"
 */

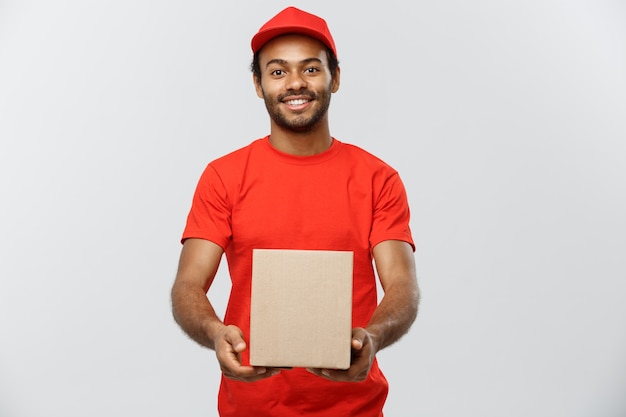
xmin=215 ymin=324 xmax=282 ymax=382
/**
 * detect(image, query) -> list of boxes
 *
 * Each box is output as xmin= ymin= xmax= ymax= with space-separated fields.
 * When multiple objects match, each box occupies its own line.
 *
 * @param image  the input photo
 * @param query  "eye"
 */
xmin=304 ymin=67 xmax=319 ymax=74
xmin=270 ymin=69 xmax=285 ymax=76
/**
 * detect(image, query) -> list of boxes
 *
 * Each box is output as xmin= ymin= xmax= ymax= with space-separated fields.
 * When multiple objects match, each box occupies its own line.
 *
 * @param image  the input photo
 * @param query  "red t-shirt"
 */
xmin=183 ymin=137 xmax=414 ymax=417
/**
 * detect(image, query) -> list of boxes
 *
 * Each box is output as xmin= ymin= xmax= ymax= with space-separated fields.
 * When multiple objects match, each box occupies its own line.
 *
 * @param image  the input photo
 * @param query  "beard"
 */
xmin=262 ymin=85 xmax=333 ymax=133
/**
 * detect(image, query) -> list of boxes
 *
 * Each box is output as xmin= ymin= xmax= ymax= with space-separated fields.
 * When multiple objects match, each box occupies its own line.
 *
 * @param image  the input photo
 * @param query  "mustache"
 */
xmin=277 ymin=90 xmax=317 ymax=101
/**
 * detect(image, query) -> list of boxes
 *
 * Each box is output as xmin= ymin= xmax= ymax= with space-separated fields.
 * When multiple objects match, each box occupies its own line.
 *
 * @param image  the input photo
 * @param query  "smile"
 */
xmin=284 ymin=99 xmax=310 ymax=106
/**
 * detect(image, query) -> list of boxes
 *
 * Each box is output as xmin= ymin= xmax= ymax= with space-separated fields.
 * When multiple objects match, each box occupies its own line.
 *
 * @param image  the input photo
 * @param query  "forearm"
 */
xmin=171 ymin=280 xmax=225 ymax=350
xmin=366 ymin=281 xmax=419 ymax=353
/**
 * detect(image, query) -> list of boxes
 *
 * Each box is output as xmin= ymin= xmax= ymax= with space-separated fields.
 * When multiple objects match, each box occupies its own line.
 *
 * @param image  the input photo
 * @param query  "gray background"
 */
xmin=1 ymin=1 xmax=625 ymax=416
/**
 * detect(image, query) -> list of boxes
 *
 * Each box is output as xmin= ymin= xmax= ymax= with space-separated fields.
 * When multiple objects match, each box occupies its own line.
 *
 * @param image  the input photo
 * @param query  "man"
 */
xmin=171 ymin=6 xmax=419 ymax=417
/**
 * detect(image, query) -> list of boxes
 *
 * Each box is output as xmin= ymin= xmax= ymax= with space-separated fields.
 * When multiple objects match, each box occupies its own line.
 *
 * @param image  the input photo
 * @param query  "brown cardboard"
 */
xmin=249 ymin=249 xmax=353 ymax=369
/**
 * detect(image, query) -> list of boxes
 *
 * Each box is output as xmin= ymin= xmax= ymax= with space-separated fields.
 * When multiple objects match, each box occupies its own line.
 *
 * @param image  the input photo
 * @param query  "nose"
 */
xmin=285 ymin=71 xmax=308 ymax=91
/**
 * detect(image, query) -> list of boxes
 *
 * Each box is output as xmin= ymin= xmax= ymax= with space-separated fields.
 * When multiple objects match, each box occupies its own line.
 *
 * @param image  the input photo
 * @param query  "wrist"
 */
xmin=362 ymin=325 xmax=383 ymax=354
xmin=202 ymin=318 xmax=227 ymax=349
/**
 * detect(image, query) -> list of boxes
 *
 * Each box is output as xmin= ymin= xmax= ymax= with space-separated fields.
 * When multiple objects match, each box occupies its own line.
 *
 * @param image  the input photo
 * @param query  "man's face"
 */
xmin=254 ymin=34 xmax=340 ymax=133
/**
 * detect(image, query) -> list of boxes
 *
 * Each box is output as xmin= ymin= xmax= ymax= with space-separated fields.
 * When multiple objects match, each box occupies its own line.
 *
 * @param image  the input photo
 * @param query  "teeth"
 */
xmin=286 ymin=99 xmax=308 ymax=106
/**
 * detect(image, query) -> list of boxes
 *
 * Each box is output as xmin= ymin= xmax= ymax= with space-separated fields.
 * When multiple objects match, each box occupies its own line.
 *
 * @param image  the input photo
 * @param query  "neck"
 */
xmin=268 ymin=120 xmax=333 ymax=156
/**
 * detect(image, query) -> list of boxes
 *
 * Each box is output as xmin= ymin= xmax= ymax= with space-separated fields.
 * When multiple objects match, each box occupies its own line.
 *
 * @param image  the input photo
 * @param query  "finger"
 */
xmin=351 ymin=327 xmax=367 ymax=350
xmin=306 ymin=367 xmax=332 ymax=380
xmin=216 ymin=339 xmax=247 ymax=374
xmin=224 ymin=366 xmax=282 ymax=382
xmin=224 ymin=328 xmax=247 ymax=353
xmin=305 ymin=367 xmax=325 ymax=378
xmin=307 ymin=367 xmax=366 ymax=383
xmin=307 ymin=366 xmax=346 ymax=380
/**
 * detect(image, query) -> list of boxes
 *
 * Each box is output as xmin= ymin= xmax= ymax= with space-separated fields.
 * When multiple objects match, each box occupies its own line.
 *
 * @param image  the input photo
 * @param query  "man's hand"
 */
xmin=306 ymin=327 xmax=376 ymax=382
xmin=216 ymin=325 xmax=282 ymax=382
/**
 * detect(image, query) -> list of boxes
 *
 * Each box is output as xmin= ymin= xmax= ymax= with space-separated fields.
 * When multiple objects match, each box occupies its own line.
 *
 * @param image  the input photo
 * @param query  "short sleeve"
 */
xmin=181 ymin=164 xmax=232 ymax=250
xmin=369 ymin=172 xmax=415 ymax=251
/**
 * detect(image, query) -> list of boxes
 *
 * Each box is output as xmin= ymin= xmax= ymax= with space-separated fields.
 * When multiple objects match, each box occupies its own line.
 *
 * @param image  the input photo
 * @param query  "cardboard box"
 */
xmin=249 ymin=249 xmax=353 ymax=369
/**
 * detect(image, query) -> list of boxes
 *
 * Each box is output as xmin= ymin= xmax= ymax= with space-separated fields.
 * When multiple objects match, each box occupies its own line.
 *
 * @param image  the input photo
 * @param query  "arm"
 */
xmin=364 ymin=239 xmax=420 ymax=351
xmin=171 ymin=238 xmax=280 ymax=381
xmin=308 ymin=239 xmax=419 ymax=381
xmin=171 ymin=238 xmax=224 ymax=349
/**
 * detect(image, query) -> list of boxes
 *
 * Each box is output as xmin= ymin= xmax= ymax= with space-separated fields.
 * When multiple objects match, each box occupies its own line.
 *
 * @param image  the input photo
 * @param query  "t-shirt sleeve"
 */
xmin=181 ymin=164 xmax=232 ymax=250
xmin=370 ymin=172 xmax=415 ymax=251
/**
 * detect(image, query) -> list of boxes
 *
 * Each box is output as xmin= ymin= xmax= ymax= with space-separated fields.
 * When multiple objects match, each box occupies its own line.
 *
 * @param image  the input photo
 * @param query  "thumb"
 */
xmin=225 ymin=327 xmax=247 ymax=353
xmin=351 ymin=335 xmax=364 ymax=350
xmin=351 ymin=327 xmax=371 ymax=350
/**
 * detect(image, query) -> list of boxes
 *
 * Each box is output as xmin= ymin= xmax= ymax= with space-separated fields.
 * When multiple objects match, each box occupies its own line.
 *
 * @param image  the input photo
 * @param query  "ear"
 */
xmin=253 ymin=74 xmax=264 ymax=98
xmin=331 ymin=66 xmax=341 ymax=93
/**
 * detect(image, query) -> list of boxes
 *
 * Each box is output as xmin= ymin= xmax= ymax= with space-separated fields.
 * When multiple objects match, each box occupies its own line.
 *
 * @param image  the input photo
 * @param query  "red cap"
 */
xmin=251 ymin=7 xmax=337 ymax=58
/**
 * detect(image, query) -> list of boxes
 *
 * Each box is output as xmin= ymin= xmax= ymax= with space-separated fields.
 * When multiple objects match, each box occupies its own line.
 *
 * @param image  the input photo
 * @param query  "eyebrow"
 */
xmin=264 ymin=57 xmax=323 ymax=69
